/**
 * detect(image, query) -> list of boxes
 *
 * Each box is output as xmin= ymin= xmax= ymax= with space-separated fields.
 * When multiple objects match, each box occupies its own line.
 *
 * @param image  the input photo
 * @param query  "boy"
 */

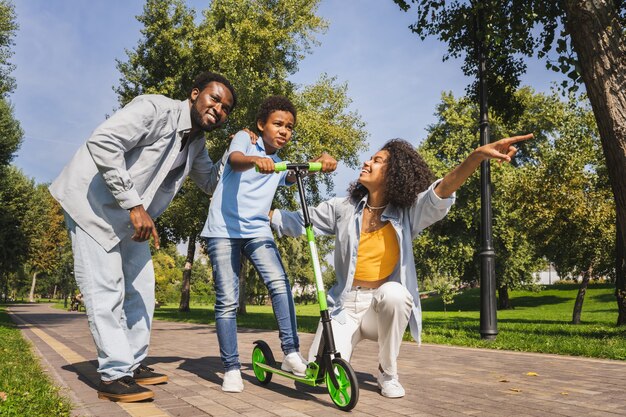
xmin=200 ymin=96 xmax=336 ymax=392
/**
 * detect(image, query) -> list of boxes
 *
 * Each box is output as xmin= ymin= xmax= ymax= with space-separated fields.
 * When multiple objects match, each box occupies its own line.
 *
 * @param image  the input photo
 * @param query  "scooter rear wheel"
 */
xmin=325 ymin=357 xmax=359 ymax=411
xmin=252 ymin=340 xmax=275 ymax=385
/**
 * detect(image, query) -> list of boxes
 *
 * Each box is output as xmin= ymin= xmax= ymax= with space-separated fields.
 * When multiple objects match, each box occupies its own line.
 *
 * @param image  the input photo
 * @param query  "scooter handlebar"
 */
xmin=255 ymin=162 xmax=322 ymax=173
xmin=275 ymin=162 xmax=322 ymax=172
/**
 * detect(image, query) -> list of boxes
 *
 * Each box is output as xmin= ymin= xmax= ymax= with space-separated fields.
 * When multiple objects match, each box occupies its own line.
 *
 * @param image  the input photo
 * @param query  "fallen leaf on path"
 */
xmin=560 ymin=392 xmax=569 ymax=395
xmin=499 ymin=379 xmax=509 ymax=383
xmin=526 ymin=372 xmax=539 ymax=376
xmin=509 ymin=388 xmax=522 ymax=393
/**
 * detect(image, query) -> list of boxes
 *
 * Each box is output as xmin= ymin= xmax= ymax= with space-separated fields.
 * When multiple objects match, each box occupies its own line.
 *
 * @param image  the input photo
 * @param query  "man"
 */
xmin=50 ymin=71 xmax=236 ymax=402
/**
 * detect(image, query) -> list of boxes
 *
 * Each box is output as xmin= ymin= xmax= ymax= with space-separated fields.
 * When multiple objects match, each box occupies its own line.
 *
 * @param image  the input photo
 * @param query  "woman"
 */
xmin=271 ymin=134 xmax=532 ymax=398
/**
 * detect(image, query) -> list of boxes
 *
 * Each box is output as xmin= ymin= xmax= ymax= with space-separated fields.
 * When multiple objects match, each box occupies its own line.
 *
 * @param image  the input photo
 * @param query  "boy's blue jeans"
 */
xmin=206 ymin=237 xmax=300 ymax=371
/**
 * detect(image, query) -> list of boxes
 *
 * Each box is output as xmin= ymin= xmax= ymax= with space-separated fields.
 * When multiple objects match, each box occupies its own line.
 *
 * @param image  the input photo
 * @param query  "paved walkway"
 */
xmin=8 ymin=303 xmax=626 ymax=417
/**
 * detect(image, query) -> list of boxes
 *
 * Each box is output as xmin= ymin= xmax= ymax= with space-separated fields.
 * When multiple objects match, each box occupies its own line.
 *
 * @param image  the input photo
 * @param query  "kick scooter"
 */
xmin=251 ymin=162 xmax=359 ymax=411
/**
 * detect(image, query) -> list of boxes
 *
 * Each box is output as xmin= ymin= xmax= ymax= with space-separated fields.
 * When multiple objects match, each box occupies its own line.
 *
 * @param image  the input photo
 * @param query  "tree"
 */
xmin=425 ymin=272 xmax=461 ymax=312
xmin=0 ymin=98 xmax=21 ymax=168
xmin=0 ymin=167 xmax=33 ymax=301
xmin=156 ymin=178 xmax=210 ymax=311
xmin=0 ymin=0 xmax=24 ymax=300
xmin=417 ymin=89 xmax=546 ymax=309
xmin=0 ymin=0 xmax=18 ymax=97
xmin=22 ymin=184 xmax=71 ymax=302
xmin=415 ymin=87 xmax=611 ymax=313
xmin=516 ymin=95 xmax=615 ymax=323
xmin=115 ymin=0 xmax=367 ymax=311
xmin=394 ymin=0 xmax=626 ymax=324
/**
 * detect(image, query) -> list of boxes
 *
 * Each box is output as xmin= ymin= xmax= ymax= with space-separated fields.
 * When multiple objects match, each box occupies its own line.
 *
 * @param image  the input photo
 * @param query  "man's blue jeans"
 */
xmin=206 ymin=237 xmax=300 ymax=371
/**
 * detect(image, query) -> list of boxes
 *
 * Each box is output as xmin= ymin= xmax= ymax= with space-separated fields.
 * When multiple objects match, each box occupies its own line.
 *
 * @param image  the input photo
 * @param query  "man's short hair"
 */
xmin=190 ymin=71 xmax=237 ymax=111
xmin=256 ymin=95 xmax=297 ymax=125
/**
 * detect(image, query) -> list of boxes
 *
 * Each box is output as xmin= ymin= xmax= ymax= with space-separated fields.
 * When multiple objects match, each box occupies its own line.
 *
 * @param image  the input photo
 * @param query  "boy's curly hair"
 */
xmin=348 ymin=139 xmax=434 ymax=208
xmin=256 ymin=95 xmax=297 ymax=125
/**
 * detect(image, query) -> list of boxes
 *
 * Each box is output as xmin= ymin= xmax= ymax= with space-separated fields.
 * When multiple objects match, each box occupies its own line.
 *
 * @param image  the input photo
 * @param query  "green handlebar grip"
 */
xmin=256 ymin=162 xmax=323 ymax=172
xmin=274 ymin=161 xmax=288 ymax=172
xmin=308 ymin=162 xmax=322 ymax=172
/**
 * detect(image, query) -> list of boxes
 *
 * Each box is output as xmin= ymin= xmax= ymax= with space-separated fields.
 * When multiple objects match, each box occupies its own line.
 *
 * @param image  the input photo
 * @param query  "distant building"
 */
xmin=534 ymin=263 xmax=561 ymax=285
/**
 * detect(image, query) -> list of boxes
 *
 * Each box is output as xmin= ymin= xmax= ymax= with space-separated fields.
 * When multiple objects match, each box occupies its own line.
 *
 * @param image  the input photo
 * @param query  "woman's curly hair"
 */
xmin=348 ymin=139 xmax=434 ymax=208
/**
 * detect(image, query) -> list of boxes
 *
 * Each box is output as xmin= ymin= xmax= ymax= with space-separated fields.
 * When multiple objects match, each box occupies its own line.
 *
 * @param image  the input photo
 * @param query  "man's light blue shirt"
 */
xmin=201 ymin=131 xmax=289 ymax=239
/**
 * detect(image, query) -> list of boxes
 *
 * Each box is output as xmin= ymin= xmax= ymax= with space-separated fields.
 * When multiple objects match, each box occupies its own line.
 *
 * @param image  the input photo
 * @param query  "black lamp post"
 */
xmin=474 ymin=3 xmax=498 ymax=340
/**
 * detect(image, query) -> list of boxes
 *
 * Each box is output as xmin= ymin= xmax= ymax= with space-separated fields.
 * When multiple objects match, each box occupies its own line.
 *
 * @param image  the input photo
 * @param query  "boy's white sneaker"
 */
xmin=222 ymin=369 xmax=244 ymax=393
xmin=377 ymin=371 xmax=405 ymax=398
xmin=281 ymin=352 xmax=307 ymax=376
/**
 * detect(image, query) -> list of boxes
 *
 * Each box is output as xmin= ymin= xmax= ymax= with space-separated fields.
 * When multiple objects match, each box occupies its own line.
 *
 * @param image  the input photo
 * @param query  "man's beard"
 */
xmin=190 ymin=101 xmax=220 ymax=132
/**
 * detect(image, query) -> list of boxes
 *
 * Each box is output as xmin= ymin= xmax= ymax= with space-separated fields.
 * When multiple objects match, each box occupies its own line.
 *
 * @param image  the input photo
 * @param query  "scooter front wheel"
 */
xmin=325 ymin=357 xmax=359 ymax=411
xmin=252 ymin=340 xmax=275 ymax=385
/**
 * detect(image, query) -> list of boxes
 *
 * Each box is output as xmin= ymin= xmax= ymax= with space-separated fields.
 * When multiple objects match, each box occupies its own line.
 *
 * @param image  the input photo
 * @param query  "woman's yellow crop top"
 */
xmin=353 ymin=222 xmax=399 ymax=282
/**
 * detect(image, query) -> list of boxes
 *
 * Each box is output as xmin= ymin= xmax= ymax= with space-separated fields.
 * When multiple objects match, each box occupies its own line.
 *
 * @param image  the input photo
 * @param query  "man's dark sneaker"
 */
xmin=133 ymin=364 xmax=169 ymax=385
xmin=97 ymin=376 xmax=154 ymax=402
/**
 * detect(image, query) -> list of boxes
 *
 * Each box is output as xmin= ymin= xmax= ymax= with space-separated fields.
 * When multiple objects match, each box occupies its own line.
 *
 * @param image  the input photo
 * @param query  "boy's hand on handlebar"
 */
xmin=313 ymin=152 xmax=337 ymax=173
xmin=254 ymin=157 xmax=276 ymax=174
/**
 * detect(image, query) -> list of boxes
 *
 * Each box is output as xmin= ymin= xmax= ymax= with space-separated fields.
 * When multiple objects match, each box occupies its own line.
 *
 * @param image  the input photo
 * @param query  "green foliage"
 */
xmin=115 ymin=0 xmax=198 ymax=105
xmin=22 ymin=185 xmax=71 ymax=279
xmin=188 ymin=257 xmax=214 ymax=304
xmin=0 ymin=99 xmax=21 ymax=167
xmin=0 ymin=1 xmax=24 ymax=301
xmin=0 ymin=0 xmax=18 ymax=97
xmin=0 ymin=306 xmax=72 ymax=416
xmin=0 ymin=168 xmax=34 ymax=300
xmin=416 ymin=87 xmax=614 ymax=309
xmin=195 ymin=0 xmax=328 ymax=133
xmin=424 ymin=273 xmax=461 ymax=312
xmin=152 ymin=245 xmax=181 ymax=303
xmin=416 ymin=88 xmax=551 ymax=294
xmin=517 ymin=95 xmax=615 ymax=279
xmin=151 ymin=244 xmax=215 ymax=304
xmin=393 ymin=0 xmax=592 ymax=118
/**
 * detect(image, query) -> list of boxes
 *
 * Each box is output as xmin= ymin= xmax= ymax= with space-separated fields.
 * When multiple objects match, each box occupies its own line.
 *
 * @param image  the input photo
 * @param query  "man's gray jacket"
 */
xmin=50 ymin=94 xmax=223 ymax=252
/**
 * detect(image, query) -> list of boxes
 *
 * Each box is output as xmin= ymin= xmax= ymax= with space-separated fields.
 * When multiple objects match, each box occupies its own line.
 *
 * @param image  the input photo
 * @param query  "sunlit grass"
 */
xmin=418 ymin=283 xmax=626 ymax=359
xmin=0 ymin=306 xmax=72 ymax=417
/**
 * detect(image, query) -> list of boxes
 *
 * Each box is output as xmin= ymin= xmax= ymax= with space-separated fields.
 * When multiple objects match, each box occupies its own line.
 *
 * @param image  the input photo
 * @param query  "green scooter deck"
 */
xmin=252 ymin=362 xmax=319 ymax=386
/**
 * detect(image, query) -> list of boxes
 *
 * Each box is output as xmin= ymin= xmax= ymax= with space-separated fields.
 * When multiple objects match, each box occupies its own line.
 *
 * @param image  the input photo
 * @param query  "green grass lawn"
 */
xmin=154 ymin=283 xmax=626 ymax=360
xmin=0 ymin=305 xmax=72 ymax=417
xmin=419 ymin=283 xmax=626 ymax=360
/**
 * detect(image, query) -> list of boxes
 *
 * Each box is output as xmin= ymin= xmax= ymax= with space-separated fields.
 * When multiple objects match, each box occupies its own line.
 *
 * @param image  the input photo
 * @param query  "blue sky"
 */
xmin=10 ymin=0 xmax=565 ymax=195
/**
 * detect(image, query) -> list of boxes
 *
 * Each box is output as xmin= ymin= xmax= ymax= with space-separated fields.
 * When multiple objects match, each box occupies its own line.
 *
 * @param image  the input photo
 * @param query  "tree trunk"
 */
xmin=238 ymin=256 xmax=247 ymax=315
xmin=497 ymin=286 xmax=513 ymax=310
xmin=2 ymin=273 xmax=8 ymax=303
xmin=572 ymin=268 xmax=592 ymax=324
xmin=563 ymin=1 xmax=626 ymax=324
xmin=28 ymin=271 xmax=38 ymax=303
xmin=616 ymin=216 xmax=626 ymax=325
xmin=178 ymin=234 xmax=196 ymax=312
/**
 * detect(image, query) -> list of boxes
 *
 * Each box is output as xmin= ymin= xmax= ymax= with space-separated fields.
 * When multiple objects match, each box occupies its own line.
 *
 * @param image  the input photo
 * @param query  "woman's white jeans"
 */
xmin=66 ymin=214 xmax=154 ymax=381
xmin=307 ymin=281 xmax=413 ymax=376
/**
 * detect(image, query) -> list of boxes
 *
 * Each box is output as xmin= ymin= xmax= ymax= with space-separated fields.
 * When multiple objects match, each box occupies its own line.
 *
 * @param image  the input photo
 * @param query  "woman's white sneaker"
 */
xmin=377 ymin=371 xmax=405 ymax=398
xmin=222 ymin=369 xmax=244 ymax=392
xmin=281 ymin=352 xmax=307 ymax=376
